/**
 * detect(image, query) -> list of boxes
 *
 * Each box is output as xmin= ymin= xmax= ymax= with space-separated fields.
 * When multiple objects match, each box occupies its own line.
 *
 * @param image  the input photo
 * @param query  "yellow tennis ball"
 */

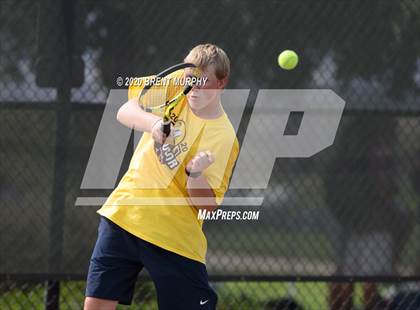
xmin=278 ymin=50 xmax=299 ymax=70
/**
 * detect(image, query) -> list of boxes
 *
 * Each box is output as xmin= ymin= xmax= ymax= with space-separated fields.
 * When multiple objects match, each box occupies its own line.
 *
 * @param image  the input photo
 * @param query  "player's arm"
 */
xmin=187 ymin=176 xmax=217 ymax=213
xmin=116 ymin=98 xmax=166 ymax=143
xmin=186 ymin=151 xmax=218 ymax=212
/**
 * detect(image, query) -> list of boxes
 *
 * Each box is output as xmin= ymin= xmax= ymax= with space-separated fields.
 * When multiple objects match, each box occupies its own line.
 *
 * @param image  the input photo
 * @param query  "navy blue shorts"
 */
xmin=85 ymin=216 xmax=217 ymax=309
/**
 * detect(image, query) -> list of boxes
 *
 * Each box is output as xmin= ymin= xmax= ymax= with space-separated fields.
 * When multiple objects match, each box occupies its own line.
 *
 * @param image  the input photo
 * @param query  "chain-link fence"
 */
xmin=1 ymin=0 xmax=420 ymax=309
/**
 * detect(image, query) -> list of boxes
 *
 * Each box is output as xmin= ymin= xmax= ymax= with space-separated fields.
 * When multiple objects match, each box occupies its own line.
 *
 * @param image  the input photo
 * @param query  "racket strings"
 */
xmin=138 ymin=64 xmax=202 ymax=118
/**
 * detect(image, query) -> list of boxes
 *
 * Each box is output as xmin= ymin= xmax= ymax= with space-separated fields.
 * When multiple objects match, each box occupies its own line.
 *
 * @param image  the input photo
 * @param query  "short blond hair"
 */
xmin=184 ymin=43 xmax=230 ymax=80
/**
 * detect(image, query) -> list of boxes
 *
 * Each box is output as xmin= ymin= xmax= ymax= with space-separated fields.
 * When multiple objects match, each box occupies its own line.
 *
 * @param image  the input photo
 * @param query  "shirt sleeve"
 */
xmin=128 ymin=76 xmax=151 ymax=100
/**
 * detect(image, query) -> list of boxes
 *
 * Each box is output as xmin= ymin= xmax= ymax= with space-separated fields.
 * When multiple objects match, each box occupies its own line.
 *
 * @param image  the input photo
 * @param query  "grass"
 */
xmin=0 ymin=280 xmax=378 ymax=310
xmin=216 ymin=282 xmax=329 ymax=309
xmin=0 ymin=281 xmax=158 ymax=310
xmin=207 ymin=226 xmax=333 ymax=262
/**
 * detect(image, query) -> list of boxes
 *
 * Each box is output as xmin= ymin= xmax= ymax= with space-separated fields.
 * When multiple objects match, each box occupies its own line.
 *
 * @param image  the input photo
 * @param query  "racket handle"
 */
xmin=162 ymin=121 xmax=171 ymax=137
xmin=154 ymin=121 xmax=171 ymax=162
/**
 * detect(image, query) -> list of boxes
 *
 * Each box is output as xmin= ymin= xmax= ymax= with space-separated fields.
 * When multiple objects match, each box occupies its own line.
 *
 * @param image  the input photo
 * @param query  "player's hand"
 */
xmin=151 ymin=119 xmax=167 ymax=144
xmin=187 ymin=151 xmax=215 ymax=173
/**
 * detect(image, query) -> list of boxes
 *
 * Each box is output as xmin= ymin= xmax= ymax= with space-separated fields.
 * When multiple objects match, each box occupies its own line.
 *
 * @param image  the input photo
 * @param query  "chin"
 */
xmin=188 ymin=98 xmax=206 ymax=110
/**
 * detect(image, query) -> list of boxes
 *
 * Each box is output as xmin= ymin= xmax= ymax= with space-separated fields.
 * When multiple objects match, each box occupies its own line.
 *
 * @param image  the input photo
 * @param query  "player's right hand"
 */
xmin=151 ymin=119 xmax=167 ymax=144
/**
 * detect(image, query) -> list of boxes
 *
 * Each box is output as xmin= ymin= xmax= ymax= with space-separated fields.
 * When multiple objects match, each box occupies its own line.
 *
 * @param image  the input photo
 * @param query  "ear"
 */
xmin=217 ymin=77 xmax=228 ymax=89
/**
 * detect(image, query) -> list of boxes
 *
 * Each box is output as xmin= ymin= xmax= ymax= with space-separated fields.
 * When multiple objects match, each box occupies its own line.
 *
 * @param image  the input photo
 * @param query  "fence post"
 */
xmin=40 ymin=0 xmax=78 ymax=309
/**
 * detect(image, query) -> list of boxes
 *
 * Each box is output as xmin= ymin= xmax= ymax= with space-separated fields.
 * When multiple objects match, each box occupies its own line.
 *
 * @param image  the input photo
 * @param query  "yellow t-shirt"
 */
xmin=97 ymin=77 xmax=239 ymax=263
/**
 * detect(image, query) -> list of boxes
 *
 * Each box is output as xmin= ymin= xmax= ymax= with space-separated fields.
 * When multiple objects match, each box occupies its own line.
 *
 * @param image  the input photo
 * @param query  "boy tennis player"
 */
xmin=84 ymin=44 xmax=239 ymax=310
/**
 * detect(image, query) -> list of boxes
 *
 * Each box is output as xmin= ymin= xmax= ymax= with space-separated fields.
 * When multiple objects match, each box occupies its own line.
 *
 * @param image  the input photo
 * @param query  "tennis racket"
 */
xmin=137 ymin=62 xmax=199 ymax=161
xmin=138 ymin=62 xmax=198 ymax=137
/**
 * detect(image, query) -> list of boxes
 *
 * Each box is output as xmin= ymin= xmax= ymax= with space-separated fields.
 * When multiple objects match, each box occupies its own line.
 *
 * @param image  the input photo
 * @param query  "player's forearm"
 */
xmin=187 ymin=175 xmax=217 ymax=212
xmin=117 ymin=98 xmax=160 ymax=132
